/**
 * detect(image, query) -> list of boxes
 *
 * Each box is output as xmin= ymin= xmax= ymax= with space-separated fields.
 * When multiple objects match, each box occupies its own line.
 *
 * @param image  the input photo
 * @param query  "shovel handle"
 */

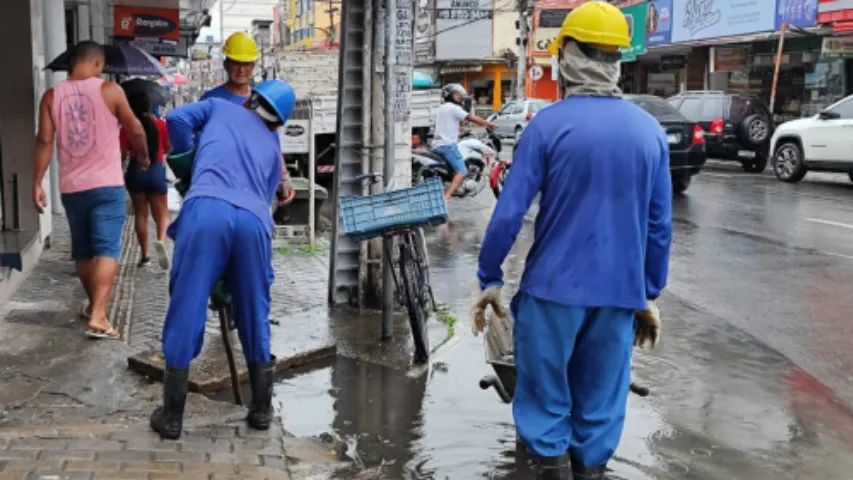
xmin=219 ymin=307 xmax=244 ymax=406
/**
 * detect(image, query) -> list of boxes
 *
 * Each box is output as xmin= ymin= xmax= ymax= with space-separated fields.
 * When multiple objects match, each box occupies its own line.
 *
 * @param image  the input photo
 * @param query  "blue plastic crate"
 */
xmin=339 ymin=178 xmax=448 ymax=240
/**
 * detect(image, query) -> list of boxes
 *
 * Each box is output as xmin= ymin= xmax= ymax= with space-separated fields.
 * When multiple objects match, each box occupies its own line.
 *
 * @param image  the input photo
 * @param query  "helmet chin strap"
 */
xmin=254 ymin=103 xmax=280 ymax=124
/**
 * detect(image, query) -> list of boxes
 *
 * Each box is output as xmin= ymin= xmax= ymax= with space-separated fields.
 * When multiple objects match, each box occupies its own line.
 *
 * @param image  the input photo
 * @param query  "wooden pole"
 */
xmin=769 ymin=23 xmax=788 ymax=115
xmin=219 ymin=307 xmax=244 ymax=406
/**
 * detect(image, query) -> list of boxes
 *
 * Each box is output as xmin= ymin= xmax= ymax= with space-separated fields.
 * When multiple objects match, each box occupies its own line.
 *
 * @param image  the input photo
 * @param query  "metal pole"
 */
xmin=382 ymin=0 xmax=397 ymax=340
xmin=769 ymin=23 xmax=788 ymax=115
xmin=515 ymin=0 xmax=529 ymax=100
xmin=219 ymin=0 xmax=225 ymax=45
xmin=308 ymin=103 xmax=316 ymax=246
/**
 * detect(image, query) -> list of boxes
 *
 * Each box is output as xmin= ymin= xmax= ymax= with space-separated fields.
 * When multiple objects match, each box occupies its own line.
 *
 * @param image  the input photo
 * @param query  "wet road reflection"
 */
xmin=273 ymin=168 xmax=853 ymax=478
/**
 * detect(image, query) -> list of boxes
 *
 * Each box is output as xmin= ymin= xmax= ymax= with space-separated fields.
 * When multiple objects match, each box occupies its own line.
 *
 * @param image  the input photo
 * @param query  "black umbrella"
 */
xmin=121 ymin=78 xmax=169 ymax=106
xmin=45 ymin=43 xmax=170 ymax=77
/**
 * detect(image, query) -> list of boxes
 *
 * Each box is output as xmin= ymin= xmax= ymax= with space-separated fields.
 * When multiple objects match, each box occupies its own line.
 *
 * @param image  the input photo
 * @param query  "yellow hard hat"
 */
xmin=547 ymin=1 xmax=631 ymax=55
xmin=222 ymin=32 xmax=260 ymax=62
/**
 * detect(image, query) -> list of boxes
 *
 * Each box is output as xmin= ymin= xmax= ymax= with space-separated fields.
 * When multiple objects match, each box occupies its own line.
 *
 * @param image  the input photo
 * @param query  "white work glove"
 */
xmin=634 ymin=300 xmax=661 ymax=349
xmin=470 ymin=285 xmax=508 ymax=336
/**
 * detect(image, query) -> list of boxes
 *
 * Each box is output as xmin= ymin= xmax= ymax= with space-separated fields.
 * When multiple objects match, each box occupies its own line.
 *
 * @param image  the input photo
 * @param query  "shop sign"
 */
xmin=713 ymin=46 xmax=750 ymax=71
xmin=621 ymin=2 xmax=648 ymax=61
xmin=670 ymin=0 xmax=776 ymax=43
xmin=776 ymin=0 xmax=818 ymax=27
xmin=647 ymin=0 xmax=674 ymax=46
xmin=660 ymin=54 xmax=687 ymax=69
xmin=113 ymin=6 xmax=180 ymax=41
xmin=821 ymin=36 xmax=853 ymax=58
xmin=118 ymin=37 xmax=189 ymax=58
xmin=533 ymin=28 xmax=560 ymax=55
xmin=280 ymin=120 xmax=310 ymax=154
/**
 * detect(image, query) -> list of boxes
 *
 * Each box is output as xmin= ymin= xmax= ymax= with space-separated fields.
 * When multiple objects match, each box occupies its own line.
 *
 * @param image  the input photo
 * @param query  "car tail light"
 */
xmin=709 ymin=118 xmax=724 ymax=135
xmin=692 ymin=124 xmax=705 ymax=144
xmin=525 ymin=112 xmax=534 ymax=121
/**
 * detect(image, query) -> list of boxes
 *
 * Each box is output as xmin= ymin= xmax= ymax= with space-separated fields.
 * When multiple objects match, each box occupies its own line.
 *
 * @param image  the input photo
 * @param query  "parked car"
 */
xmin=625 ymin=95 xmax=707 ymax=194
xmin=668 ymin=91 xmax=773 ymax=173
xmin=770 ymin=94 xmax=853 ymax=183
xmin=487 ymin=99 xmax=553 ymax=141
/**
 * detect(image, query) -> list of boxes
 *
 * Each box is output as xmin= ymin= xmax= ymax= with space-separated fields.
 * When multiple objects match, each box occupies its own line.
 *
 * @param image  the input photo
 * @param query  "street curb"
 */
xmin=127 ymin=343 xmax=338 ymax=394
xmin=108 ymin=212 xmax=139 ymax=341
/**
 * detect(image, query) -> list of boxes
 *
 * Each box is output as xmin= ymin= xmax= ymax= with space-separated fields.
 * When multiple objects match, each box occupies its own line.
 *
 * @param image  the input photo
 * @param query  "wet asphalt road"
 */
xmin=271 ymin=160 xmax=853 ymax=479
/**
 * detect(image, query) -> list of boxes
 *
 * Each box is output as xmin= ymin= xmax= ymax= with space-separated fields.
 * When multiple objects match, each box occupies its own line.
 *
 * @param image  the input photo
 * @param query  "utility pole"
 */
xmin=219 ymin=0 xmax=225 ymax=45
xmin=515 ymin=0 xmax=530 ymax=100
xmin=381 ymin=0 xmax=397 ymax=339
xmin=327 ymin=0 xmax=338 ymax=47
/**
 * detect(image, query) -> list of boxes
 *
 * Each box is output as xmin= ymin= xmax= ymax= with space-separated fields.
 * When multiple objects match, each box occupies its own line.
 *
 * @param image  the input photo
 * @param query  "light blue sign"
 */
xmin=671 ymin=0 xmax=776 ymax=43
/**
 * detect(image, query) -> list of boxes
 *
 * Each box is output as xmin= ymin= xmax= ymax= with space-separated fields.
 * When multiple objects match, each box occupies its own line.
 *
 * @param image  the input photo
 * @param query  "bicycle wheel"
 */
xmin=399 ymin=235 xmax=430 ymax=363
xmin=411 ymin=227 xmax=437 ymax=310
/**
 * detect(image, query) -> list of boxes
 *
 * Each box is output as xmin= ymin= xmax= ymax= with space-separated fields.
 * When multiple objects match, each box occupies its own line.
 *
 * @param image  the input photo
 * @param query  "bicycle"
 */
xmin=339 ymin=173 xmax=448 ymax=364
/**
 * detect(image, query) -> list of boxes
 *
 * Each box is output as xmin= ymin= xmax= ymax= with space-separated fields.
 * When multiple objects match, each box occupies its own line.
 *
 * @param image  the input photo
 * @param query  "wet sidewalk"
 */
xmin=0 ymin=217 xmax=348 ymax=479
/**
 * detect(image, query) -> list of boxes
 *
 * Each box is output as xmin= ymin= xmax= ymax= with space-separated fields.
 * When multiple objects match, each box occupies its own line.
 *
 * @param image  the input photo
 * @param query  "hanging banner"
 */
xmin=113 ymin=6 xmax=180 ymax=41
xmin=621 ymin=2 xmax=648 ymax=61
xmin=647 ymin=0 xmax=673 ymax=46
xmin=776 ymin=0 xmax=818 ymax=27
xmin=670 ymin=0 xmax=776 ymax=43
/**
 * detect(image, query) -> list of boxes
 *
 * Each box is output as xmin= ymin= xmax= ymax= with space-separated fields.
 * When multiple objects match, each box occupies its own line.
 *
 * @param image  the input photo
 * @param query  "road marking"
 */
xmin=806 ymin=217 xmax=853 ymax=231
xmin=702 ymin=172 xmax=733 ymax=179
xmin=825 ymin=251 xmax=853 ymax=261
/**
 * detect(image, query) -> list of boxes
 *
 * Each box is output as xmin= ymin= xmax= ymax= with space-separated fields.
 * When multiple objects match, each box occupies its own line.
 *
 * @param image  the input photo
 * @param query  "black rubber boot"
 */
xmin=571 ymin=462 xmax=607 ymax=480
xmin=247 ymin=356 xmax=276 ymax=430
xmin=150 ymin=366 xmax=189 ymax=440
xmin=537 ymin=454 xmax=572 ymax=480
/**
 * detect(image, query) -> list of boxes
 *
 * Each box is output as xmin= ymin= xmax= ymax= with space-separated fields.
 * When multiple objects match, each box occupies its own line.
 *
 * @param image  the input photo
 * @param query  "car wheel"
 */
xmin=741 ymin=156 xmax=767 ymax=173
xmin=739 ymin=114 xmax=771 ymax=146
xmin=672 ymin=172 xmax=691 ymax=194
xmin=514 ymin=126 xmax=523 ymax=142
xmin=772 ymin=141 xmax=807 ymax=183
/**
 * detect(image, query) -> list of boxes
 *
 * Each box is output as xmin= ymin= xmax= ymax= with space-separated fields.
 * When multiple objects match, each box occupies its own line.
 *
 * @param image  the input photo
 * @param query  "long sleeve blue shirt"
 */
xmin=477 ymin=96 xmax=673 ymax=311
xmin=166 ymin=99 xmax=282 ymax=236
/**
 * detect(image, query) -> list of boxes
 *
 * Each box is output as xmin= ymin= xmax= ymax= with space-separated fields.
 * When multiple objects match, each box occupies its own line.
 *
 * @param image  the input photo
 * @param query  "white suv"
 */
xmin=770 ymin=94 xmax=853 ymax=183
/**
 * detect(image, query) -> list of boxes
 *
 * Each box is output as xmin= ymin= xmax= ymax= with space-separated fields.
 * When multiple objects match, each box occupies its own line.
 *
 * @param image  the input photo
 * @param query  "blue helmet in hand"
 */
xmin=251 ymin=80 xmax=296 ymax=125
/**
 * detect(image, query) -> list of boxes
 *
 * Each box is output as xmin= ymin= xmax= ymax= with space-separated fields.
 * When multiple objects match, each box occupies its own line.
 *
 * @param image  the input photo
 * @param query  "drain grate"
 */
xmin=3 ymin=309 xmax=76 ymax=329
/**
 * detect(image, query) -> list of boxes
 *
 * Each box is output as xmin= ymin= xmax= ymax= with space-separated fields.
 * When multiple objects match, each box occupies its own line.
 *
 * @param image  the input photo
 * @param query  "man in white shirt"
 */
xmin=433 ymin=84 xmax=495 ymax=202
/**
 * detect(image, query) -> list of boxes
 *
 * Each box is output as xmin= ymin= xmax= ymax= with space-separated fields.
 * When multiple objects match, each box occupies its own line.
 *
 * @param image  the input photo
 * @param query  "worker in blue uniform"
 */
xmin=473 ymin=3 xmax=673 ymax=478
xmin=201 ymin=32 xmax=259 ymax=103
xmin=149 ymin=80 xmax=296 ymax=441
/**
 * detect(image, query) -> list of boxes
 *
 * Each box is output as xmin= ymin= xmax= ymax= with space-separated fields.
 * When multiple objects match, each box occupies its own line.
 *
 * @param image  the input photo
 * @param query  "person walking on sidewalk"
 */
xmin=473 ymin=3 xmax=672 ymax=479
xmin=121 ymin=93 xmax=172 ymax=270
xmin=32 ymin=41 xmax=150 ymax=340
xmin=200 ymin=32 xmax=259 ymax=103
xmin=149 ymin=80 xmax=296 ymax=440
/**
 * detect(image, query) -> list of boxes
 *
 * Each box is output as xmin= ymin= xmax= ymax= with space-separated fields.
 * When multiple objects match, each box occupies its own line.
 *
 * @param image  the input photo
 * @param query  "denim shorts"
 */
xmin=433 ymin=144 xmax=468 ymax=175
xmin=61 ymin=186 xmax=127 ymax=260
xmin=125 ymin=161 xmax=168 ymax=195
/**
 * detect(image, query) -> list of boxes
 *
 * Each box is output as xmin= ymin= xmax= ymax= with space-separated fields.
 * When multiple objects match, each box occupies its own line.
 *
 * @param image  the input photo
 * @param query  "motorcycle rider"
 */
xmin=150 ymin=80 xmax=296 ymax=440
xmin=433 ymin=84 xmax=495 ymax=202
xmin=473 ymin=2 xmax=672 ymax=478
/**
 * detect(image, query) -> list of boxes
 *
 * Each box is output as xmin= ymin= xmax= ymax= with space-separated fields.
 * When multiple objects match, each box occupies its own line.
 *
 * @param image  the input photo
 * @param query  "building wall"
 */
xmin=286 ymin=0 xmax=339 ymax=47
xmin=492 ymin=11 xmax=516 ymax=55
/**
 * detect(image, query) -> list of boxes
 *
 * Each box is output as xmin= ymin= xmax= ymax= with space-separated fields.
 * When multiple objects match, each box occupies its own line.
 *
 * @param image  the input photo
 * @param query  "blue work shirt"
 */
xmin=477 ymin=96 xmax=673 ymax=311
xmin=166 ymin=99 xmax=282 ymax=236
xmin=200 ymin=85 xmax=250 ymax=104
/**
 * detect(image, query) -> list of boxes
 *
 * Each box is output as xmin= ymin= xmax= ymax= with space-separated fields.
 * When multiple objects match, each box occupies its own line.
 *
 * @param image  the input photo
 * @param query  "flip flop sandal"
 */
xmin=79 ymin=303 xmax=92 ymax=319
xmin=85 ymin=326 xmax=120 ymax=340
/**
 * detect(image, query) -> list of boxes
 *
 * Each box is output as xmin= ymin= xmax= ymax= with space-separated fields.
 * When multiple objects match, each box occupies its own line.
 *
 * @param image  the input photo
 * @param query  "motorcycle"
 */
xmin=490 ymin=139 xmax=517 ymax=199
xmin=411 ymin=128 xmax=500 ymax=198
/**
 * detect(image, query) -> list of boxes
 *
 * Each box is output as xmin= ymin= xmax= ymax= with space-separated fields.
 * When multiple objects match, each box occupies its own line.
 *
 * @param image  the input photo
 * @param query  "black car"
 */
xmin=667 ymin=91 xmax=773 ymax=173
xmin=625 ymin=94 xmax=707 ymax=194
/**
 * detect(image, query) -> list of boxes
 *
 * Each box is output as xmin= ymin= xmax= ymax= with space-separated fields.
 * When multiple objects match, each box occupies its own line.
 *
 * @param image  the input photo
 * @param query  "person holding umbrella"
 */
xmin=120 ymin=87 xmax=172 ymax=270
xmin=33 ymin=41 xmax=151 ymax=339
xmin=200 ymin=32 xmax=260 ymax=103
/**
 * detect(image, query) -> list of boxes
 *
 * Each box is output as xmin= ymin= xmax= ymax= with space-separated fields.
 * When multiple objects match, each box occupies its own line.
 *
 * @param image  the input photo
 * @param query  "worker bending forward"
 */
xmin=474 ymin=3 xmax=673 ymax=479
xmin=149 ymin=80 xmax=296 ymax=440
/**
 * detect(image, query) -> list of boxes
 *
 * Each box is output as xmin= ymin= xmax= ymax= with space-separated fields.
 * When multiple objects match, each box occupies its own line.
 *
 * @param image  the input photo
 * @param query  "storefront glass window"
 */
xmin=802 ymin=59 xmax=847 ymax=117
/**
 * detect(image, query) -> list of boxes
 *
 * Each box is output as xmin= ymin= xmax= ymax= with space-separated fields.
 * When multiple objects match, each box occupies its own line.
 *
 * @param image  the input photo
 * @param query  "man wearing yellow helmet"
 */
xmin=474 ymin=2 xmax=672 ymax=478
xmin=201 ymin=32 xmax=260 ymax=103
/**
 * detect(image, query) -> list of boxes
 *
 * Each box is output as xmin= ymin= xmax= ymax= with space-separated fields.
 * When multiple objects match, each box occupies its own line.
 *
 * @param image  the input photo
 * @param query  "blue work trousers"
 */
xmin=511 ymin=292 xmax=635 ymax=468
xmin=162 ymin=197 xmax=273 ymax=369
